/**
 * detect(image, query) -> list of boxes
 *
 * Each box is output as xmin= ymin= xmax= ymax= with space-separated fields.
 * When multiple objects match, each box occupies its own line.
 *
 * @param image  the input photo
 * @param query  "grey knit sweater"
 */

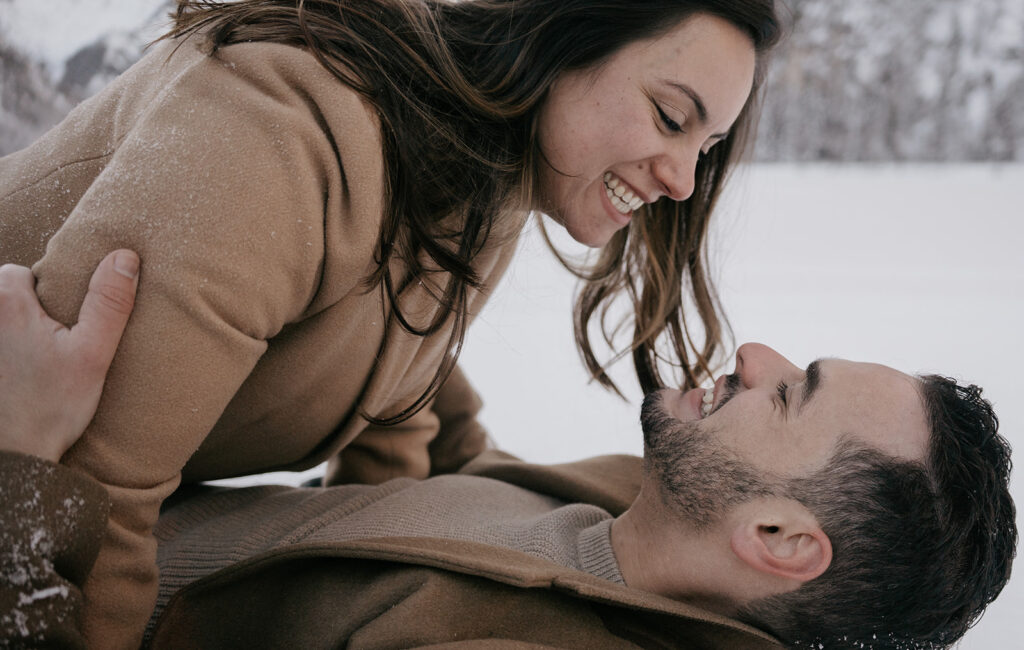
xmin=151 ymin=475 xmax=624 ymax=630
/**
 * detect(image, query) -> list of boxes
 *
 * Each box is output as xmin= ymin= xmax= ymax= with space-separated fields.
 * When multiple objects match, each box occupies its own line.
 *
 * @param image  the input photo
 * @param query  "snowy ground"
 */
xmin=459 ymin=163 xmax=1024 ymax=649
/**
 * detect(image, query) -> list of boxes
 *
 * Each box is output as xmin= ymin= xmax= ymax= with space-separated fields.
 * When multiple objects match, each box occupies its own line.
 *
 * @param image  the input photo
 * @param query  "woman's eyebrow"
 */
xmin=661 ymin=80 xmax=731 ymax=140
xmin=662 ymin=80 xmax=709 ymax=123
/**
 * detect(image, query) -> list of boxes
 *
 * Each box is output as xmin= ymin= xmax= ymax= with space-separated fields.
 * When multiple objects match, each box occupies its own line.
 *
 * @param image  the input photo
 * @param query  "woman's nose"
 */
xmin=735 ymin=342 xmax=802 ymax=389
xmin=651 ymin=149 xmax=697 ymax=202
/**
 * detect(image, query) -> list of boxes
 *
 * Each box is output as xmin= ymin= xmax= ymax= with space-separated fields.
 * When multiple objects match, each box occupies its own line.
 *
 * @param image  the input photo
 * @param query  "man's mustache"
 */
xmin=710 ymin=373 xmax=742 ymax=415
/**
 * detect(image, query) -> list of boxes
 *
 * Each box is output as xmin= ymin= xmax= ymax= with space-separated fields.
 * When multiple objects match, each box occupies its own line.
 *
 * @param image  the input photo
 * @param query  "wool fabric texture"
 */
xmin=0 ymin=36 xmax=522 ymax=648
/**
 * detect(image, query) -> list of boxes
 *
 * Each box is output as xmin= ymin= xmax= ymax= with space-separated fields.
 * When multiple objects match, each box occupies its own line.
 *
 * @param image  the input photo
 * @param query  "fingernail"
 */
xmin=114 ymin=251 xmax=139 ymax=279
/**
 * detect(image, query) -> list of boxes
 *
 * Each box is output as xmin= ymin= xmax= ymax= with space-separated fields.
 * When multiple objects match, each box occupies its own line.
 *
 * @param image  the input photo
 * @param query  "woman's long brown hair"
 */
xmin=164 ymin=0 xmax=781 ymax=421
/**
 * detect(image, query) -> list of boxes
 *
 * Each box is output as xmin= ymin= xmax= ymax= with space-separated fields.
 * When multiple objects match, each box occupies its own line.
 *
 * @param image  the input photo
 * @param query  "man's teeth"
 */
xmin=701 ymin=388 xmax=714 ymax=417
xmin=603 ymin=172 xmax=644 ymax=215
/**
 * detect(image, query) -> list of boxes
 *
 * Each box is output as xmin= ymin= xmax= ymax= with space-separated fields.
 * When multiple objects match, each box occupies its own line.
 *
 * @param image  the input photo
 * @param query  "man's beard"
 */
xmin=640 ymin=391 xmax=778 ymax=530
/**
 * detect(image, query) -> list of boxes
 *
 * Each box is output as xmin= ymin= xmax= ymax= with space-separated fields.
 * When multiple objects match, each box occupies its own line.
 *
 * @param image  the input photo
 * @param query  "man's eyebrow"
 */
xmin=797 ymin=359 xmax=824 ymax=416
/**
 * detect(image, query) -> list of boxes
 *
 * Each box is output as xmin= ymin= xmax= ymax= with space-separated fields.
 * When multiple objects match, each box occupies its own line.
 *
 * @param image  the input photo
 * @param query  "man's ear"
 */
xmin=729 ymin=501 xmax=832 ymax=584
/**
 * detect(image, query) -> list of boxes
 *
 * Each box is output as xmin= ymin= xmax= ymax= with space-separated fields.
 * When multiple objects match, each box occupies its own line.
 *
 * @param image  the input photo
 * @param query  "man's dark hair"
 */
xmin=737 ymin=375 xmax=1016 ymax=649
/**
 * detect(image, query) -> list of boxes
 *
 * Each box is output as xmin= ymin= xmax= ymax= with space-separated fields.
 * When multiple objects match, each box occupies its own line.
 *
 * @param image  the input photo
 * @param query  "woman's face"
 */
xmin=535 ymin=13 xmax=757 ymax=247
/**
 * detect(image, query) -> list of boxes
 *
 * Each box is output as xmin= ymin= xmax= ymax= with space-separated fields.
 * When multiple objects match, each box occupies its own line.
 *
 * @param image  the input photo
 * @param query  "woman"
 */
xmin=0 ymin=0 xmax=781 ymax=645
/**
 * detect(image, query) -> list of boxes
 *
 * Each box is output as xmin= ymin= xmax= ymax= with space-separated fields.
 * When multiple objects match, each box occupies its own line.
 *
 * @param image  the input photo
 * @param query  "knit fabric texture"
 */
xmin=150 ymin=475 xmax=623 ymax=633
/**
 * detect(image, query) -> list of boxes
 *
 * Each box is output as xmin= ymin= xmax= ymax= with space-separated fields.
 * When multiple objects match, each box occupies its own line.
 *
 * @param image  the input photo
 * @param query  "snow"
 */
xmin=17 ymin=585 xmax=68 ymax=606
xmin=0 ymin=0 xmax=169 ymax=80
xmin=459 ymin=163 xmax=1024 ymax=649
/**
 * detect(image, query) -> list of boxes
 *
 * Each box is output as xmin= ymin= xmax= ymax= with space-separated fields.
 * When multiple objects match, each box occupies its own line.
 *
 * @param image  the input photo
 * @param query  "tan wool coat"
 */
xmin=0 ymin=449 xmax=785 ymax=649
xmin=0 ymin=36 xmax=523 ymax=648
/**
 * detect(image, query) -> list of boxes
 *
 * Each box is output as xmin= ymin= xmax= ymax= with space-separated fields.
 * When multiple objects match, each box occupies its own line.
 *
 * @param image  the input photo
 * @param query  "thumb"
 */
xmin=69 ymin=249 xmax=140 ymax=370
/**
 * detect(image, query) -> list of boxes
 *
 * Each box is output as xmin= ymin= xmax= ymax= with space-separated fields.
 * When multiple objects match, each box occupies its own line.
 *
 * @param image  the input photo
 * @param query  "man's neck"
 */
xmin=610 ymin=490 xmax=740 ymax=617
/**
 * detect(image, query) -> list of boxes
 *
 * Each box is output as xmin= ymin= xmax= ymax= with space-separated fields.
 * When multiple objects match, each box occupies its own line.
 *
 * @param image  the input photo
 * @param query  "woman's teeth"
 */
xmin=701 ymin=388 xmax=714 ymax=417
xmin=603 ymin=172 xmax=645 ymax=215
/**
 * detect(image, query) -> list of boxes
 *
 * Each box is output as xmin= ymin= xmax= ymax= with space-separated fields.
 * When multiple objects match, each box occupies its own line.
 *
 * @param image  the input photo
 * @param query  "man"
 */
xmin=0 ymin=255 xmax=1016 ymax=649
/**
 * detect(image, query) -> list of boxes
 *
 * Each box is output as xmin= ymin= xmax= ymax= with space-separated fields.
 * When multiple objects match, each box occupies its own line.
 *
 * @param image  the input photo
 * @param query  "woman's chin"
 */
xmin=538 ymin=205 xmax=622 ymax=249
xmin=562 ymin=217 xmax=620 ymax=248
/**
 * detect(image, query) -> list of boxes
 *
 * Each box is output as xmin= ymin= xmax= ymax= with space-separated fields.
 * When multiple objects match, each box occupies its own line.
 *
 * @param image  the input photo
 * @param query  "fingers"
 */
xmin=0 ymin=262 xmax=36 ymax=289
xmin=0 ymin=263 xmax=40 ymax=328
xmin=69 ymin=250 xmax=140 ymax=372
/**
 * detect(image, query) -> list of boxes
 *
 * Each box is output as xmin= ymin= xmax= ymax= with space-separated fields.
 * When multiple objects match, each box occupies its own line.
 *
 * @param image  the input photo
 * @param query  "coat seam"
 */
xmin=0 ymin=149 xmax=117 ymax=204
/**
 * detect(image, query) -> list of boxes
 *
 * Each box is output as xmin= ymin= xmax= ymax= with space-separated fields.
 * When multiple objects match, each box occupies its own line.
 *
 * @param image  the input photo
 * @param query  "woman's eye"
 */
xmin=656 ymin=104 xmax=684 ymax=133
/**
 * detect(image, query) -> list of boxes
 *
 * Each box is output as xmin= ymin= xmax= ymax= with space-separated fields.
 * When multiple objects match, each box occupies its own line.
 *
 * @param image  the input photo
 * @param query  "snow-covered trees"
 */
xmin=1 ymin=0 xmax=1021 ymax=160
xmin=756 ymin=0 xmax=1024 ymax=161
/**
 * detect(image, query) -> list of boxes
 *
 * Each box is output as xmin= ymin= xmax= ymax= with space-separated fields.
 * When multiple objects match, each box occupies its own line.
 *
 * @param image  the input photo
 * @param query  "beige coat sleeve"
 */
xmin=23 ymin=47 xmax=350 ymax=648
xmin=325 ymin=365 xmax=490 ymax=485
xmin=0 ymin=451 xmax=110 ymax=649
xmin=428 ymin=364 xmax=491 ymax=475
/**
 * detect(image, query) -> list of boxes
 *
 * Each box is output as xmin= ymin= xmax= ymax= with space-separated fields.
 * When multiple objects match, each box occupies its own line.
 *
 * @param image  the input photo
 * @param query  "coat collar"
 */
xmin=159 ymin=533 xmax=782 ymax=648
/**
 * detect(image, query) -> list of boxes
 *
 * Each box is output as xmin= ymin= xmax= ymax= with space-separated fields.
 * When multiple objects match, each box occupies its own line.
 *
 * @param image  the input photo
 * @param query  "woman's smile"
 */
xmin=535 ymin=13 xmax=757 ymax=248
xmin=603 ymin=172 xmax=646 ymax=215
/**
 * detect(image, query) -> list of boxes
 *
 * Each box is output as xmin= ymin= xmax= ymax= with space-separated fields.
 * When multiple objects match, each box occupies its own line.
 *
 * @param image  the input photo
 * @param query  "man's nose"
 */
xmin=734 ymin=342 xmax=802 ymax=389
xmin=651 ymin=148 xmax=698 ymax=202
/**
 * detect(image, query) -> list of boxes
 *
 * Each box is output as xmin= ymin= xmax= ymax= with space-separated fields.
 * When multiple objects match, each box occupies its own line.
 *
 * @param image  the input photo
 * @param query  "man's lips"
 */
xmin=708 ymin=373 xmax=741 ymax=416
xmin=685 ymin=386 xmax=705 ymax=419
xmin=685 ymin=384 xmax=714 ymax=420
xmin=686 ymin=374 xmax=732 ymax=420
xmin=712 ymin=374 xmax=729 ymax=408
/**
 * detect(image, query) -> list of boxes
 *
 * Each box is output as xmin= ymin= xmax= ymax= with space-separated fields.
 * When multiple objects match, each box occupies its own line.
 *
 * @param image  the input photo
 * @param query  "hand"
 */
xmin=0 ymin=250 xmax=140 ymax=462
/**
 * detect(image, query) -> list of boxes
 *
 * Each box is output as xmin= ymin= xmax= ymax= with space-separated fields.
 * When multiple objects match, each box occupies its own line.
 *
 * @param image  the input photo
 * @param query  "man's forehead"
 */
xmin=813 ymin=358 xmax=930 ymax=462
xmin=819 ymin=358 xmax=922 ymax=398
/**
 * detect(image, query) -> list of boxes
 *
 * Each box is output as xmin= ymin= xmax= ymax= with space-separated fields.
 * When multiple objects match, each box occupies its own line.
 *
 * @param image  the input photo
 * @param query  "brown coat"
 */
xmin=148 ymin=452 xmax=784 ymax=649
xmin=0 ymin=449 xmax=785 ymax=648
xmin=0 ymin=452 xmax=109 ymax=649
xmin=0 ymin=37 xmax=521 ymax=647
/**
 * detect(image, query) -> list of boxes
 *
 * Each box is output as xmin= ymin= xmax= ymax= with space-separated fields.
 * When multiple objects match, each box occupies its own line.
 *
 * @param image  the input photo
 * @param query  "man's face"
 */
xmin=642 ymin=343 xmax=931 ymax=525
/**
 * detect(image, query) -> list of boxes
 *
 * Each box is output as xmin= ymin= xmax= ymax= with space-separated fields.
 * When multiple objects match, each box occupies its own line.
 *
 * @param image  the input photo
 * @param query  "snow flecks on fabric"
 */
xmin=17 ymin=585 xmax=69 ymax=607
xmin=0 ymin=454 xmax=104 ymax=646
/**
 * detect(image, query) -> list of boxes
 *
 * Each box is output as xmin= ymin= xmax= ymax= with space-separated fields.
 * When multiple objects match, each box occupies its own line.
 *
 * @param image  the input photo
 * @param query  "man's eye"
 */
xmin=776 ymin=380 xmax=789 ymax=406
xmin=656 ymin=105 xmax=684 ymax=133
